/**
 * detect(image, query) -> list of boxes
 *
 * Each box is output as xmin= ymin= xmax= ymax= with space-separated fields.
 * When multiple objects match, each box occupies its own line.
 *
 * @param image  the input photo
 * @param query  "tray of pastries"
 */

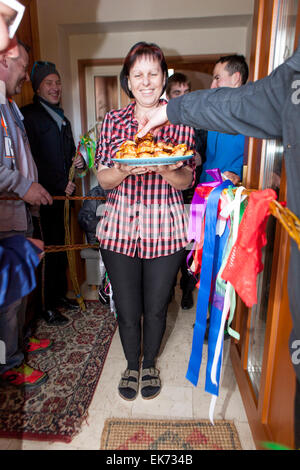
xmin=112 ymin=133 xmax=193 ymax=166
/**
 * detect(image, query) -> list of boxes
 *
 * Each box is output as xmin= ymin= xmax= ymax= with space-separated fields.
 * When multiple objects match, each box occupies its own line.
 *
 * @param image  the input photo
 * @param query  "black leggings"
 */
xmin=100 ymin=248 xmax=186 ymax=370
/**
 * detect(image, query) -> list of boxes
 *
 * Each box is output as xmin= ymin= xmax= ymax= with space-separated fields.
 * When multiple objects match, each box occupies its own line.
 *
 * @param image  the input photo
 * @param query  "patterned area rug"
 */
xmin=0 ymin=301 xmax=116 ymax=443
xmin=101 ymin=418 xmax=242 ymax=450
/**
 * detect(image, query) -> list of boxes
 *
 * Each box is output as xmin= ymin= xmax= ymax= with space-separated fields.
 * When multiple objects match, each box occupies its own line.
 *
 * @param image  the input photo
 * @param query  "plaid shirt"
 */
xmin=95 ymin=101 xmax=195 ymax=258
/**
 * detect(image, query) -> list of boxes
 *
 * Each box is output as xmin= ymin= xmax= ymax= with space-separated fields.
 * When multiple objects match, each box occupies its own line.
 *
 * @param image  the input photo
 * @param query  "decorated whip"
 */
xmin=75 ymin=123 xmax=100 ymax=176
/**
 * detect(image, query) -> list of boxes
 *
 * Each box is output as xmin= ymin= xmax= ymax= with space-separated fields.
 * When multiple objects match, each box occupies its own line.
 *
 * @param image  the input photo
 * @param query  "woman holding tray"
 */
xmin=95 ymin=41 xmax=195 ymax=401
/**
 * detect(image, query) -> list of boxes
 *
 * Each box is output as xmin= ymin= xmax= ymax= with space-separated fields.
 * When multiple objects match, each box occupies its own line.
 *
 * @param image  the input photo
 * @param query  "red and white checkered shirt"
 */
xmin=95 ymin=101 xmax=195 ymax=259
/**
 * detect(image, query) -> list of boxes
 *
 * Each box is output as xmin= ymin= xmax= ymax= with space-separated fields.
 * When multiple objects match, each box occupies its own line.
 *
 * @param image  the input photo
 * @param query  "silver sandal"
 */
xmin=118 ymin=369 xmax=139 ymax=401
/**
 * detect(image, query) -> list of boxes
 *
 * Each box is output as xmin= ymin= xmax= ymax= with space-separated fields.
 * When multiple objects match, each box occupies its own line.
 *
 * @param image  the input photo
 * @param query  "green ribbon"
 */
xmin=216 ymin=187 xmax=247 ymax=340
xmin=76 ymin=124 xmax=99 ymax=177
xmin=81 ymin=134 xmax=96 ymax=169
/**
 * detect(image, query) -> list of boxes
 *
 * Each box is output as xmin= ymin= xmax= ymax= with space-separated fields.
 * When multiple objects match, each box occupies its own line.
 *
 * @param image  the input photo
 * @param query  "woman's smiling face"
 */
xmin=128 ymin=55 xmax=165 ymax=109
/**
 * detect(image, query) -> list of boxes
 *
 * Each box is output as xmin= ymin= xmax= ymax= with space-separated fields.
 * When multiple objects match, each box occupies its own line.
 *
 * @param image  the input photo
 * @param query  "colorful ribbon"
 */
xmin=185 ymin=171 xmax=250 ymax=424
xmin=186 ymin=172 xmax=273 ymax=424
xmin=186 ymin=179 xmax=233 ymax=388
xmin=187 ymin=169 xmax=223 ymax=242
xmin=80 ymin=134 xmax=96 ymax=169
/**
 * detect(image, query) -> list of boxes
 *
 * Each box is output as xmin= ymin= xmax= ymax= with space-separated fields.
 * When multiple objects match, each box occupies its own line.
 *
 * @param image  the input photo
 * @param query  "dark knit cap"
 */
xmin=31 ymin=61 xmax=60 ymax=93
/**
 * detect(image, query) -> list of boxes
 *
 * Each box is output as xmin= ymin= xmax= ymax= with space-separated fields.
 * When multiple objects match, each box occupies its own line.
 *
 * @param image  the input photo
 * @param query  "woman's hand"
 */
xmin=147 ymin=162 xmax=193 ymax=190
xmin=114 ymin=162 xmax=149 ymax=175
xmin=97 ymin=162 xmax=149 ymax=190
xmin=145 ymin=161 xmax=184 ymax=174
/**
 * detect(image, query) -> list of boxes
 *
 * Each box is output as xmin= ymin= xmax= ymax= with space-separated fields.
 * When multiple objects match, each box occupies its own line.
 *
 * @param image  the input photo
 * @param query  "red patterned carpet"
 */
xmin=0 ymin=301 xmax=116 ymax=443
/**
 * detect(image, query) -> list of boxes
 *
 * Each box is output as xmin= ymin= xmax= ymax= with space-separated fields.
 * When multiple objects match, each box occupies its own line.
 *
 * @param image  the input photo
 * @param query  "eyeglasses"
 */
xmin=30 ymin=61 xmax=56 ymax=80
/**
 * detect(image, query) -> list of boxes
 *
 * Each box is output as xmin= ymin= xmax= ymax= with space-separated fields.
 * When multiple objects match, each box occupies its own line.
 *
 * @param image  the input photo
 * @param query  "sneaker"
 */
xmin=98 ymin=287 xmax=110 ymax=306
xmin=26 ymin=337 xmax=53 ymax=354
xmin=0 ymin=363 xmax=48 ymax=389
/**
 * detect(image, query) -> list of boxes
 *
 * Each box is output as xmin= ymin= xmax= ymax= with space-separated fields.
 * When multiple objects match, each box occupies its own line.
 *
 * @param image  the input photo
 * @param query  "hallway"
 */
xmin=0 ymin=283 xmax=256 ymax=450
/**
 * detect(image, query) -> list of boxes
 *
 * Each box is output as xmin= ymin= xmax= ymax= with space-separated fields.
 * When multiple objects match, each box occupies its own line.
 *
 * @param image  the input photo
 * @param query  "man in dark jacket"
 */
xmin=21 ymin=62 xmax=85 ymax=325
xmin=137 ymin=40 xmax=300 ymax=449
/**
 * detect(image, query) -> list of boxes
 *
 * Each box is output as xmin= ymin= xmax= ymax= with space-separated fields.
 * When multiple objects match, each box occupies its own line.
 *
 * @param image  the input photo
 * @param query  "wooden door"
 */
xmin=231 ymin=0 xmax=299 ymax=449
xmin=14 ymin=0 xmax=40 ymax=108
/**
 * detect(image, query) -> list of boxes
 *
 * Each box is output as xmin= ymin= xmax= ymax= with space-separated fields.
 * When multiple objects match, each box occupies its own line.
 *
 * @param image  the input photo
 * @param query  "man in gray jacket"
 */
xmin=0 ymin=41 xmax=53 ymax=389
xmin=138 ymin=41 xmax=300 ymax=448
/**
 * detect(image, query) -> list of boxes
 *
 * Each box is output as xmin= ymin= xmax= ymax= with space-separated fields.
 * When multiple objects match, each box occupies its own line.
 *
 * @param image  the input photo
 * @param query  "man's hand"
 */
xmin=73 ymin=155 xmax=85 ymax=169
xmin=136 ymin=104 xmax=169 ymax=138
xmin=27 ymin=238 xmax=44 ymax=260
xmin=223 ymin=171 xmax=241 ymax=185
xmin=65 ymin=181 xmax=76 ymax=196
xmin=23 ymin=182 xmax=53 ymax=206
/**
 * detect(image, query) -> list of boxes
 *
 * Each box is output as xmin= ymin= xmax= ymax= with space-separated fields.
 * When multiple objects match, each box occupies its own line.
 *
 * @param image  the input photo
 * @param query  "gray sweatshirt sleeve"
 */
xmin=0 ymin=163 xmax=32 ymax=197
xmin=167 ymin=60 xmax=294 ymax=141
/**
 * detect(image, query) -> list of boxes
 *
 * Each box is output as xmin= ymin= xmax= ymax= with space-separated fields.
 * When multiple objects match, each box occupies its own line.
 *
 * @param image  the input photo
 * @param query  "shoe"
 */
xmin=41 ymin=309 xmax=69 ymax=325
xmin=118 ymin=369 xmax=139 ymax=401
xmin=57 ymin=297 xmax=79 ymax=310
xmin=99 ymin=287 xmax=110 ymax=306
xmin=203 ymin=323 xmax=231 ymax=344
xmin=26 ymin=337 xmax=53 ymax=354
xmin=0 ymin=363 xmax=48 ymax=389
xmin=140 ymin=367 xmax=161 ymax=400
xmin=204 ymin=325 xmax=209 ymax=342
xmin=181 ymin=290 xmax=194 ymax=310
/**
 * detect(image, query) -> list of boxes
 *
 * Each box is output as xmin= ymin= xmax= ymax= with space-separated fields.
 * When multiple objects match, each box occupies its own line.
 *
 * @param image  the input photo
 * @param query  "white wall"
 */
xmin=36 ymin=0 xmax=254 ymax=140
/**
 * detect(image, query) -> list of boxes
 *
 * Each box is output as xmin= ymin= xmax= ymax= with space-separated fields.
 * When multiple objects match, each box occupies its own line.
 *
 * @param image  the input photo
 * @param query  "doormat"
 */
xmin=100 ymin=418 xmax=242 ymax=450
xmin=0 ymin=301 xmax=116 ymax=443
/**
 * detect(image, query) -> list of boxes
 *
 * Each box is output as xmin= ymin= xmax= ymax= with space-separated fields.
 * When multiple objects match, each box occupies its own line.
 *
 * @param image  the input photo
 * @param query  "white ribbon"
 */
xmin=209 ymin=186 xmax=245 ymax=424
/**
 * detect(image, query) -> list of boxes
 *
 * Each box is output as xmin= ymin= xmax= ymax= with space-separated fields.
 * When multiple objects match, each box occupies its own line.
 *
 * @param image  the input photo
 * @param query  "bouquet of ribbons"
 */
xmin=186 ymin=168 xmax=276 ymax=423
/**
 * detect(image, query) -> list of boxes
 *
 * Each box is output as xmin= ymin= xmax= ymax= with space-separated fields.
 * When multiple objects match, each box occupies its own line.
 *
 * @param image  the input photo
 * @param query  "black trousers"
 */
xmin=101 ymin=248 xmax=186 ymax=370
xmin=34 ymin=201 xmax=68 ymax=310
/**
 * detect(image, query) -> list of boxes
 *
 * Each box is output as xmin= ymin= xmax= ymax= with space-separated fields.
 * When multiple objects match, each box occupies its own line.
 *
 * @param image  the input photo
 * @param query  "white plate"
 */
xmin=112 ymin=154 xmax=194 ymax=166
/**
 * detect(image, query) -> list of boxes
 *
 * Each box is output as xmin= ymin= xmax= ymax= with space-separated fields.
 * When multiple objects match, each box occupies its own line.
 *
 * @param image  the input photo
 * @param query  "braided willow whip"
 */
xmin=269 ymin=200 xmax=300 ymax=250
xmin=1 ymin=192 xmax=300 ymax=250
xmin=1 ymin=188 xmax=300 ymax=256
xmin=64 ymin=163 xmax=87 ymax=311
xmin=225 ymin=187 xmax=300 ymax=250
xmin=44 ymin=243 xmax=99 ymax=253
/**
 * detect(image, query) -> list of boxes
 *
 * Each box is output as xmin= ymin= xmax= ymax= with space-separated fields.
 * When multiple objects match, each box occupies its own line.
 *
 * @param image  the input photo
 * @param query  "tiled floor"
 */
xmin=0 ymin=283 xmax=256 ymax=450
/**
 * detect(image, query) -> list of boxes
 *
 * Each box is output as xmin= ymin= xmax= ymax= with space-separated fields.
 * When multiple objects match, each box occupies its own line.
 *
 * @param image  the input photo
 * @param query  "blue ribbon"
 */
xmin=205 ymin=221 xmax=230 ymax=395
xmin=186 ymin=180 xmax=232 ymax=388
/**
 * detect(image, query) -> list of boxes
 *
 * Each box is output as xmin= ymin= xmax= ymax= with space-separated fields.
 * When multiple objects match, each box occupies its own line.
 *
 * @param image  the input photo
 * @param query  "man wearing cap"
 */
xmin=21 ymin=62 xmax=85 ymax=325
